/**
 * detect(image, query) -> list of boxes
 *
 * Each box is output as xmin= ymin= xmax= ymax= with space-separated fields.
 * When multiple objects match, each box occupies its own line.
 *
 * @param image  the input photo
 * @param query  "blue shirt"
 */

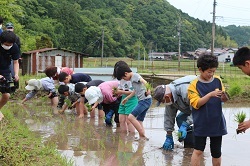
xmin=188 ymin=76 xmax=227 ymax=137
xmin=70 ymin=73 xmax=92 ymax=83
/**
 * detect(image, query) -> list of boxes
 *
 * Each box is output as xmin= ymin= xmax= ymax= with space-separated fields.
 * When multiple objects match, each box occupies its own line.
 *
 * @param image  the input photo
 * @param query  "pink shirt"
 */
xmin=59 ymin=67 xmax=74 ymax=75
xmin=98 ymin=80 xmax=119 ymax=104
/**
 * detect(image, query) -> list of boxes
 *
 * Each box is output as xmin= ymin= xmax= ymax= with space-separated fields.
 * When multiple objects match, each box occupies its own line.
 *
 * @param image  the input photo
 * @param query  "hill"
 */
xmin=0 ymin=0 xmax=244 ymax=58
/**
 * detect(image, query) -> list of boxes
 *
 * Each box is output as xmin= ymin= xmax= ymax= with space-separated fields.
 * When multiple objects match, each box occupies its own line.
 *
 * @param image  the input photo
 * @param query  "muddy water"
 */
xmin=15 ymin=102 xmax=250 ymax=166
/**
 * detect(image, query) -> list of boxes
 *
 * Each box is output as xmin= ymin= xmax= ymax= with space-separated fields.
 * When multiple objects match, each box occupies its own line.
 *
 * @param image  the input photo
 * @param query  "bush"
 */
xmin=228 ymin=84 xmax=242 ymax=97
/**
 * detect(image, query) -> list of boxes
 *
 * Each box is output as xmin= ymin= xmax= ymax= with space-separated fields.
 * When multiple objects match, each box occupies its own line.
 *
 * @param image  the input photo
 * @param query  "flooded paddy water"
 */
xmin=15 ymin=101 xmax=250 ymax=166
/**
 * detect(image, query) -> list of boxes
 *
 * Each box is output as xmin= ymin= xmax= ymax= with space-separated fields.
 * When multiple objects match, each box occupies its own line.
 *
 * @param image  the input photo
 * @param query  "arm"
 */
xmin=21 ymin=90 xmax=37 ymax=104
xmin=188 ymin=83 xmax=222 ymax=109
xmin=140 ymin=77 xmax=151 ymax=96
xmin=91 ymin=101 xmax=99 ymax=112
xmin=121 ymin=90 xmax=135 ymax=105
xmin=13 ymin=60 xmax=19 ymax=81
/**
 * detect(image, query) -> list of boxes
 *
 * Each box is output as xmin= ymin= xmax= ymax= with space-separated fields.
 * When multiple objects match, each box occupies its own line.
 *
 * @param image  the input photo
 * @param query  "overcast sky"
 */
xmin=167 ymin=0 xmax=250 ymax=26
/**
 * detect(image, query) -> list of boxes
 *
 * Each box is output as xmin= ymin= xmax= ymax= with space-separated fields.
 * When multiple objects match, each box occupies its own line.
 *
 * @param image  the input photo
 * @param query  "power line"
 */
xmin=82 ymin=38 xmax=101 ymax=53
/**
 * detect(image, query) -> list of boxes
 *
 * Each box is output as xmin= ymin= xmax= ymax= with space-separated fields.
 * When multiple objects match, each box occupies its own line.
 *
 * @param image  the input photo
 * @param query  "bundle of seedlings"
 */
xmin=234 ymin=111 xmax=246 ymax=134
xmin=145 ymin=82 xmax=153 ymax=96
xmin=64 ymin=98 xmax=72 ymax=109
xmin=112 ymin=86 xmax=118 ymax=97
xmin=85 ymin=103 xmax=92 ymax=112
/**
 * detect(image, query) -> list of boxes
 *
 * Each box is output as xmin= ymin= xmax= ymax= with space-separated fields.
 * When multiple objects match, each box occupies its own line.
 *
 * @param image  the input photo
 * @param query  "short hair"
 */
xmin=113 ymin=61 xmax=129 ymax=78
xmin=0 ymin=31 xmax=16 ymax=43
xmin=58 ymin=85 xmax=69 ymax=95
xmin=75 ymin=83 xmax=87 ymax=93
xmin=197 ymin=54 xmax=218 ymax=71
xmin=233 ymin=47 xmax=250 ymax=66
xmin=58 ymin=72 xmax=69 ymax=82
xmin=44 ymin=66 xmax=57 ymax=78
xmin=115 ymin=64 xmax=132 ymax=80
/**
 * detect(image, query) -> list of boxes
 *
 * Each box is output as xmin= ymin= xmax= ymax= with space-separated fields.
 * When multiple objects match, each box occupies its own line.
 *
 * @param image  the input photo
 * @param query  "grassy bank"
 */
xmin=0 ymin=104 xmax=72 ymax=166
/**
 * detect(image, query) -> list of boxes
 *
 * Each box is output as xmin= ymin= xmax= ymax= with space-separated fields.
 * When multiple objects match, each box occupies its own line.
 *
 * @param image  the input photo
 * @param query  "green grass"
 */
xmin=0 ymin=104 xmax=72 ymax=166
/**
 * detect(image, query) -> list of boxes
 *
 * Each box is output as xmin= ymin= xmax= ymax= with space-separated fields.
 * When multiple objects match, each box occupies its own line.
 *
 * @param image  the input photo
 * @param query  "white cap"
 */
xmin=85 ymin=86 xmax=103 ymax=105
xmin=25 ymin=79 xmax=42 ymax=90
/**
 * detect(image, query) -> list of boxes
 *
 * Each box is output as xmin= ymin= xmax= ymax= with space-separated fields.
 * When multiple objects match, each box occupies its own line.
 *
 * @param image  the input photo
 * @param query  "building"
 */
xmin=148 ymin=52 xmax=178 ymax=60
xmin=21 ymin=48 xmax=88 ymax=75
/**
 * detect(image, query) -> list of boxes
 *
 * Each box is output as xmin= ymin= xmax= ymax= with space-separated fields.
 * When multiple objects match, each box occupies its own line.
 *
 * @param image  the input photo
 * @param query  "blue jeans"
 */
xmin=131 ymin=98 xmax=152 ymax=121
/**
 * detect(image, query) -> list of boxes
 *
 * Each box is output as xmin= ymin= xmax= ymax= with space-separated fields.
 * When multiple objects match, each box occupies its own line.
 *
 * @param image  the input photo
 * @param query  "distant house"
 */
xmin=148 ymin=52 xmax=178 ymax=60
xmin=183 ymin=51 xmax=197 ymax=59
xmin=21 ymin=48 xmax=88 ymax=75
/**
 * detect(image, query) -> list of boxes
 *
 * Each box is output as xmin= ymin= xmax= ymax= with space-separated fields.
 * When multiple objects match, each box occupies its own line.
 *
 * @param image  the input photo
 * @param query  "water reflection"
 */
xmin=14 ymin=103 xmax=250 ymax=166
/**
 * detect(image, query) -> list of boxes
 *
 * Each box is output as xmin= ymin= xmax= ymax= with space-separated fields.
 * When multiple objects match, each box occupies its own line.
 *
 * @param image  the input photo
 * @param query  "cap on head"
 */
xmin=25 ymin=79 xmax=42 ymax=91
xmin=153 ymin=85 xmax=171 ymax=106
xmin=85 ymin=86 xmax=101 ymax=105
xmin=5 ymin=22 xmax=14 ymax=29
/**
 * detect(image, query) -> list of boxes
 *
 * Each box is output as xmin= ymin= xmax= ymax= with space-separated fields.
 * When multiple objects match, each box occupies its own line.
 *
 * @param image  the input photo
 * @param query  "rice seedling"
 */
xmin=85 ymin=103 xmax=92 ymax=112
xmin=144 ymin=82 xmax=153 ymax=96
xmin=234 ymin=111 xmax=246 ymax=134
xmin=112 ymin=86 xmax=118 ymax=97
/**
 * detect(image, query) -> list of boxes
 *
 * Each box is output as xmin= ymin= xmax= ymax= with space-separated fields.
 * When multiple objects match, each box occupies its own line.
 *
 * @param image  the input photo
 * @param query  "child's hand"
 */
xmin=145 ymin=90 xmax=151 ymax=96
xmin=91 ymin=106 xmax=96 ymax=112
xmin=122 ymin=98 xmax=128 ymax=105
xmin=47 ymin=92 xmax=52 ymax=98
xmin=221 ymin=91 xmax=229 ymax=102
xmin=210 ymin=89 xmax=223 ymax=98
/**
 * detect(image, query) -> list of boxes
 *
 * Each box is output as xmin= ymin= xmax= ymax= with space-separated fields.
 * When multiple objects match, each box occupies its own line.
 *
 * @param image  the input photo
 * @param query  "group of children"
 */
xmin=22 ymin=61 xmax=152 ymax=140
xmin=19 ymin=47 xmax=250 ymax=165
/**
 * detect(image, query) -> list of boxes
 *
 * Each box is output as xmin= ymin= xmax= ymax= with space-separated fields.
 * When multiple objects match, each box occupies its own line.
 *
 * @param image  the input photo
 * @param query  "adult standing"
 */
xmin=5 ymin=22 xmax=21 ymax=88
xmin=0 ymin=31 xmax=20 ymax=121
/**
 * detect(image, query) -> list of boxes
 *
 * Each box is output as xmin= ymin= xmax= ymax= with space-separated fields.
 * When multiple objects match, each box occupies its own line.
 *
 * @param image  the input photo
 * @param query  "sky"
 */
xmin=167 ymin=0 xmax=250 ymax=26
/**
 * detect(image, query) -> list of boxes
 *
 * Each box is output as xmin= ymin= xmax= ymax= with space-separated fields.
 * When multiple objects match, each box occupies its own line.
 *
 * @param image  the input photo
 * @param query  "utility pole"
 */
xmin=211 ymin=0 xmax=216 ymax=56
xmin=177 ymin=17 xmax=181 ymax=71
xmin=137 ymin=38 xmax=140 ymax=69
xmin=101 ymin=27 xmax=104 ymax=67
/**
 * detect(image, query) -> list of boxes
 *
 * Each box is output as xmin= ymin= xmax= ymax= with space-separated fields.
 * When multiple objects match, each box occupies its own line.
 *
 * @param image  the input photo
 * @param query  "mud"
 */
xmin=13 ymin=101 xmax=250 ymax=166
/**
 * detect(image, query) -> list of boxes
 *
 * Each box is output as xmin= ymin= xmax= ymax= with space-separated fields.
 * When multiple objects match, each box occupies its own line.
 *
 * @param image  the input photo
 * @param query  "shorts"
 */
xmin=118 ymin=95 xmax=138 ymax=115
xmin=194 ymin=136 xmax=222 ymax=158
xmin=131 ymin=98 xmax=152 ymax=121
xmin=48 ymin=91 xmax=58 ymax=99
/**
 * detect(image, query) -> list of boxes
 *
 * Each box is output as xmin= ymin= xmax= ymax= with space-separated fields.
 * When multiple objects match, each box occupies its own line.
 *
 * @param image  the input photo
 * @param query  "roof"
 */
xmin=23 ymin=48 xmax=88 ymax=56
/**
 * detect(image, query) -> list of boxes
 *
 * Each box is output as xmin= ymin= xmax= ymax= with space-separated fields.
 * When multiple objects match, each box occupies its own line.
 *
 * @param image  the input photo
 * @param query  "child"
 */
xmin=116 ymin=64 xmax=152 ymax=140
xmin=58 ymin=72 xmax=92 ymax=84
xmin=233 ymin=47 xmax=250 ymax=132
xmin=75 ymin=80 xmax=105 ymax=118
xmin=57 ymin=72 xmax=92 ymax=109
xmin=57 ymin=84 xmax=84 ymax=118
xmin=84 ymin=80 xmax=120 ymax=126
xmin=44 ymin=66 xmax=74 ymax=80
xmin=187 ymin=54 xmax=229 ymax=166
xmin=113 ymin=61 xmax=138 ymax=133
xmin=21 ymin=77 xmax=58 ymax=113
